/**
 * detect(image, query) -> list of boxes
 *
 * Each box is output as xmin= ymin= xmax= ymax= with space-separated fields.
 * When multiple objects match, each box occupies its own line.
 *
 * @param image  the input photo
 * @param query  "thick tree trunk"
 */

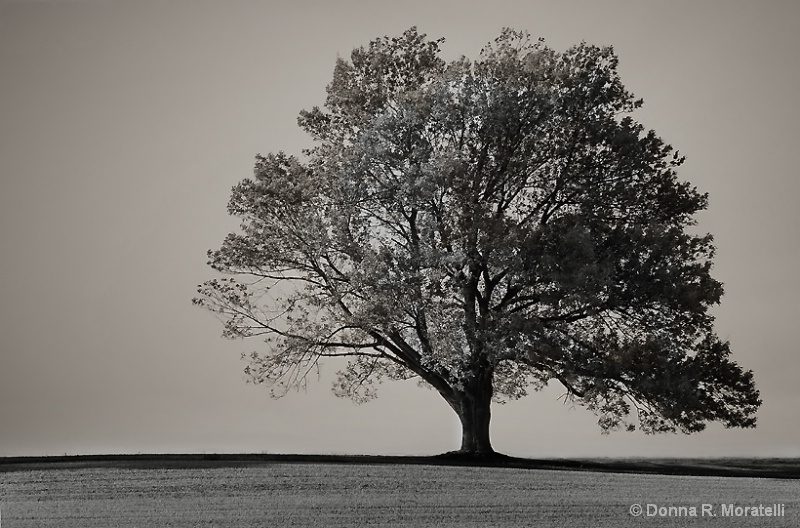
xmin=451 ymin=370 xmax=495 ymax=456
xmin=456 ymin=391 xmax=493 ymax=454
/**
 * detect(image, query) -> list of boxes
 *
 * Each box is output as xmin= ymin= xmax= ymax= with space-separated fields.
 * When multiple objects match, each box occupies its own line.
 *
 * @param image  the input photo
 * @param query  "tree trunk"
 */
xmin=452 ymin=370 xmax=495 ymax=456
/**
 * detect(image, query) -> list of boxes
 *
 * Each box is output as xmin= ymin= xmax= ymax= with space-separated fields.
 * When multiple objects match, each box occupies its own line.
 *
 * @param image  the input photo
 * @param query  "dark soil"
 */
xmin=1 ymin=453 xmax=799 ymax=479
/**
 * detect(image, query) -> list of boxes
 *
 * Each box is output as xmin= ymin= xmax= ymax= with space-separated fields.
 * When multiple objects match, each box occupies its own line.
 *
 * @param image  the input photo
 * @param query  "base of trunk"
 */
xmin=436 ymin=449 xmax=511 ymax=464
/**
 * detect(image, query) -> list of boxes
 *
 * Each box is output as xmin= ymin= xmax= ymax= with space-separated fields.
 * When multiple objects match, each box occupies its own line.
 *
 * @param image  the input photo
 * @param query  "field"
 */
xmin=2 ymin=459 xmax=799 ymax=527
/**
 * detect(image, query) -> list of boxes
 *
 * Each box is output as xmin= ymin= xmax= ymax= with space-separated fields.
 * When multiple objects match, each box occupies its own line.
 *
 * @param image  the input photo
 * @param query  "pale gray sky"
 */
xmin=1 ymin=0 xmax=799 ymax=458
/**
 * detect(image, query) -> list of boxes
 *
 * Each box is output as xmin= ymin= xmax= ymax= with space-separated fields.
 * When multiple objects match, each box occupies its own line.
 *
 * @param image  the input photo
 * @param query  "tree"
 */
xmin=194 ymin=28 xmax=760 ymax=457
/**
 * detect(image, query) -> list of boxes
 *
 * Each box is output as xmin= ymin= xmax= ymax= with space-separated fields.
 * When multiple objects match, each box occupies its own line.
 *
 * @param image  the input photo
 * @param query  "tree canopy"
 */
xmin=195 ymin=28 xmax=760 ymax=455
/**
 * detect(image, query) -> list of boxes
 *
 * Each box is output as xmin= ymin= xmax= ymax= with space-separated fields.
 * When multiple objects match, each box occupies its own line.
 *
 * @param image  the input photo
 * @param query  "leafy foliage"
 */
xmin=195 ymin=28 xmax=760 ymax=440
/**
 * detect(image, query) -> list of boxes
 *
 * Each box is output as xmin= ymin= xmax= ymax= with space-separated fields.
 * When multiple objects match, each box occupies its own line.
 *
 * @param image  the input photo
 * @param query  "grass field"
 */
xmin=2 ymin=459 xmax=799 ymax=527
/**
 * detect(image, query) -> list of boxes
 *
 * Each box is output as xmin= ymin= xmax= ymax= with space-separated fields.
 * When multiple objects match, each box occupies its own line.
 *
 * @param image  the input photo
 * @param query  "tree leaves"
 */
xmin=195 ymin=27 xmax=760 ymax=437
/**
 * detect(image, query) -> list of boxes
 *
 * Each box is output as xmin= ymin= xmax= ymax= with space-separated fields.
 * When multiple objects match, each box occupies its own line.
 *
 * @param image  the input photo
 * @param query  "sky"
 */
xmin=1 ymin=0 xmax=799 ymax=459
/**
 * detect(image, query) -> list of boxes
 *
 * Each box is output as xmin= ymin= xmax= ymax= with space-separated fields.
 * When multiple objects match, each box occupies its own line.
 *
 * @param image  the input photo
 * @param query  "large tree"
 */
xmin=195 ymin=28 xmax=760 ymax=456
